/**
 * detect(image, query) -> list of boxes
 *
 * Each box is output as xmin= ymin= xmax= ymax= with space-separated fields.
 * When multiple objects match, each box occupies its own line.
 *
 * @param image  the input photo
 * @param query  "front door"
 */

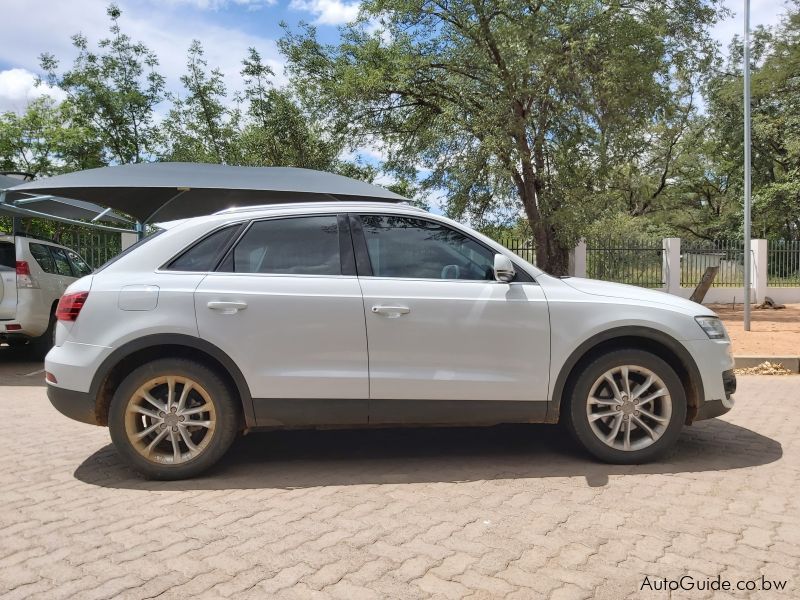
xmin=194 ymin=214 xmax=369 ymax=426
xmin=353 ymin=214 xmax=550 ymax=423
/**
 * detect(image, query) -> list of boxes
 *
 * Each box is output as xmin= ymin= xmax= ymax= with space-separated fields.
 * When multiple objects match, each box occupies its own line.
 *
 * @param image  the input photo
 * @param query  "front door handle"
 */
xmin=207 ymin=300 xmax=248 ymax=314
xmin=371 ymin=305 xmax=411 ymax=318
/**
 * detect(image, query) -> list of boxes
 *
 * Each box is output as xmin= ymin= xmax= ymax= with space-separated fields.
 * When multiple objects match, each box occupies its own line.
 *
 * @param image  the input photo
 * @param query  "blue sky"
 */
xmin=0 ymin=0 xmax=791 ymax=187
xmin=0 ymin=0 xmax=789 ymax=114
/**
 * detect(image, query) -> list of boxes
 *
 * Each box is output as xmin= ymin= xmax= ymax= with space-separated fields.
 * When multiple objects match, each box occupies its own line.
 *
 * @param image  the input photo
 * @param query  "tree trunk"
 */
xmin=533 ymin=221 xmax=571 ymax=276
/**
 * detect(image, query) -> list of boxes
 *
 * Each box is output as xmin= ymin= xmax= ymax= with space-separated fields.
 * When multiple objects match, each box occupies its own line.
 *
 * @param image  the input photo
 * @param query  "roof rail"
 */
xmin=214 ymin=200 xmax=427 ymax=216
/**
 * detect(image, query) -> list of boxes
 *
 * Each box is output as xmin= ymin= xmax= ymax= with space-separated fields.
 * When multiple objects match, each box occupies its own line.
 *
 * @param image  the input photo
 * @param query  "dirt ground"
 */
xmin=708 ymin=302 xmax=800 ymax=356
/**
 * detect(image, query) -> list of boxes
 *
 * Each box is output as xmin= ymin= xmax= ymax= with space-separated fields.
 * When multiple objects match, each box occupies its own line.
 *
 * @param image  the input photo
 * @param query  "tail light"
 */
xmin=16 ymin=261 xmax=39 ymax=289
xmin=56 ymin=291 xmax=89 ymax=321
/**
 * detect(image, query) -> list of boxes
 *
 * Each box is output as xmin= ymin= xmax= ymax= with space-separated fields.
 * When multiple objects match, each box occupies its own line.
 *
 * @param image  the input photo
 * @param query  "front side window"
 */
xmin=49 ymin=247 xmax=74 ymax=276
xmin=66 ymin=250 xmax=93 ymax=277
xmin=360 ymin=215 xmax=494 ymax=280
xmin=29 ymin=243 xmax=56 ymax=273
xmin=225 ymin=216 xmax=341 ymax=275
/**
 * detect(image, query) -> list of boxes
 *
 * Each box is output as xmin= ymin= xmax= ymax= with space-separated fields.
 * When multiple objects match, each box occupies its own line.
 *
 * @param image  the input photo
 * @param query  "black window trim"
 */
xmin=349 ymin=213 xmax=535 ymax=283
xmin=213 ymin=212 xmax=355 ymax=277
xmin=162 ymin=222 xmax=247 ymax=273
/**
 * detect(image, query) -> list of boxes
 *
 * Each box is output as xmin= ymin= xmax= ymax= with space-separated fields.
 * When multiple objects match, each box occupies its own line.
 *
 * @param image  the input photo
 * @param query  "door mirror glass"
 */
xmin=493 ymin=254 xmax=516 ymax=282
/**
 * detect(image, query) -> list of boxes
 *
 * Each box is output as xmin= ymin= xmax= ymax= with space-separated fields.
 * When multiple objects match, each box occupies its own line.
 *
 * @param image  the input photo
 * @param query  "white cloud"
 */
xmin=0 ymin=0 xmax=286 ymax=109
xmin=289 ymin=0 xmax=360 ymax=25
xmin=159 ymin=0 xmax=276 ymax=9
xmin=0 ymin=68 xmax=66 ymax=113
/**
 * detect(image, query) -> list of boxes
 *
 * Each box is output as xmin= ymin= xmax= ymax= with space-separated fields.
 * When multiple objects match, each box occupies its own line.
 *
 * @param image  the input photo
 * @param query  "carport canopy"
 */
xmin=0 ymin=174 xmax=131 ymax=227
xmin=5 ymin=162 xmax=408 ymax=224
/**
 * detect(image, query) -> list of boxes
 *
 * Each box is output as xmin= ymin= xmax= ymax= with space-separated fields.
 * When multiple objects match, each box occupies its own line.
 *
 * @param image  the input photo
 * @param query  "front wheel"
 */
xmin=108 ymin=358 xmax=240 ymax=479
xmin=564 ymin=349 xmax=686 ymax=464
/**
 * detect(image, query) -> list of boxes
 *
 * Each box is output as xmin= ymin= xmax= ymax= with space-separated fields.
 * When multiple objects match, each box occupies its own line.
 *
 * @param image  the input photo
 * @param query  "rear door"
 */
xmin=194 ymin=214 xmax=369 ymax=426
xmin=47 ymin=246 xmax=76 ymax=295
xmin=0 ymin=239 xmax=16 ymax=319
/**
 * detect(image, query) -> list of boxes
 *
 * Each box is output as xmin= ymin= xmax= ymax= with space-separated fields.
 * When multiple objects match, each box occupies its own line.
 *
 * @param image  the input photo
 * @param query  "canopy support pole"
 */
xmin=142 ymin=189 xmax=190 ymax=226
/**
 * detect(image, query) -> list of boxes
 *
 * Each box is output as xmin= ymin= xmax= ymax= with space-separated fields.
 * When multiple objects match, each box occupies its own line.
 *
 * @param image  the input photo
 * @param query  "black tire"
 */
xmin=28 ymin=310 xmax=56 ymax=359
xmin=109 ymin=358 xmax=241 ymax=480
xmin=563 ymin=349 xmax=686 ymax=464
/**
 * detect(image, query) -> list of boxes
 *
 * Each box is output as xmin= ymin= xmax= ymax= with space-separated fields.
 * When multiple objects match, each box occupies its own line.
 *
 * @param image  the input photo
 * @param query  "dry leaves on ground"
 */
xmin=735 ymin=361 xmax=796 ymax=375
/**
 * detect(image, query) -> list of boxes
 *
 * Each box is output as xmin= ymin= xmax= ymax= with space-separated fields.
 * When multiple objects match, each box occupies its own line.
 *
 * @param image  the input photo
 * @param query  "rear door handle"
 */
xmin=207 ymin=301 xmax=248 ymax=314
xmin=371 ymin=305 xmax=411 ymax=318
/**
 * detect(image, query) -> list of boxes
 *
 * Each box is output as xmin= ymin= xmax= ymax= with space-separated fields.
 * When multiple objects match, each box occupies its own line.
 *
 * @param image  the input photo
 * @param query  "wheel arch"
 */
xmin=89 ymin=334 xmax=255 ymax=428
xmin=548 ymin=326 xmax=704 ymax=425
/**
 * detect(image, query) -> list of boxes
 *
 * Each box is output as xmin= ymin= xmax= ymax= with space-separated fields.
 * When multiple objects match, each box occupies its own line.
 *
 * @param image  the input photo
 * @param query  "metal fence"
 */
xmin=768 ymin=240 xmax=800 ymax=287
xmin=19 ymin=222 xmax=121 ymax=269
xmin=680 ymin=240 xmax=745 ymax=287
xmin=585 ymin=237 xmax=664 ymax=288
xmin=497 ymin=237 xmax=536 ymax=265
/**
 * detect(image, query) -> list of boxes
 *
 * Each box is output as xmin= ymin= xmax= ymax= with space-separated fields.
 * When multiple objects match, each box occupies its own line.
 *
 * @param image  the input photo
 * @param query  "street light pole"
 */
xmin=743 ymin=0 xmax=752 ymax=330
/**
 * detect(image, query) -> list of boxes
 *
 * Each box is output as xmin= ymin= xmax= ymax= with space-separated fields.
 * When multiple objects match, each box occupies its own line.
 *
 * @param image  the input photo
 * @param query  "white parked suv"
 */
xmin=1 ymin=234 xmax=93 ymax=356
xmin=45 ymin=202 xmax=736 ymax=479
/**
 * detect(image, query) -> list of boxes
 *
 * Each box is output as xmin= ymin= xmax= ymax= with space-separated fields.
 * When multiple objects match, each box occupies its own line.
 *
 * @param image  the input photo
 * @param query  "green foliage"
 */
xmin=160 ymin=40 xmax=241 ymax=164
xmin=279 ymin=0 xmax=723 ymax=273
xmin=0 ymin=97 xmax=103 ymax=176
xmin=39 ymin=4 xmax=165 ymax=164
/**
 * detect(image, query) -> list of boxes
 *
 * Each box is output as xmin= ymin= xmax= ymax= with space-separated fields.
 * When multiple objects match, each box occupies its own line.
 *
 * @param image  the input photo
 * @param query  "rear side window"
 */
xmin=168 ymin=225 xmax=241 ymax=272
xmin=224 ymin=216 xmax=341 ymax=275
xmin=49 ymin=247 xmax=74 ymax=276
xmin=0 ymin=242 xmax=14 ymax=269
xmin=66 ymin=250 xmax=92 ymax=277
xmin=29 ymin=243 xmax=56 ymax=273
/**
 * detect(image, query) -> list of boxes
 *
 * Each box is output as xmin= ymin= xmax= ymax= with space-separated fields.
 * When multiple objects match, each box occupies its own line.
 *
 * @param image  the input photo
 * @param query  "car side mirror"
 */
xmin=493 ymin=254 xmax=516 ymax=283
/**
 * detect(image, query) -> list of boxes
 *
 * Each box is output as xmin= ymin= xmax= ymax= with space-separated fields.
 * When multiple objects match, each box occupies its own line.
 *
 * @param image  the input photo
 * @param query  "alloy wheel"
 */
xmin=585 ymin=365 xmax=672 ymax=451
xmin=124 ymin=375 xmax=216 ymax=465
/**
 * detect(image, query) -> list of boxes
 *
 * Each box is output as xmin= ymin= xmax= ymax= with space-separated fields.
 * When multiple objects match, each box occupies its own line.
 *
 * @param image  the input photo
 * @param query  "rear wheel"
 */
xmin=29 ymin=308 xmax=56 ymax=359
xmin=564 ymin=349 xmax=686 ymax=464
xmin=108 ymin=358 xmax=240 ymax=479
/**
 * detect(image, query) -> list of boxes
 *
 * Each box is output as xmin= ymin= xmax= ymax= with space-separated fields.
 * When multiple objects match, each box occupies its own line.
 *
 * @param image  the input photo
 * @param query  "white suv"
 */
xmin=45 ymin=202 xmax=736 ymax=479
xmin=1 ymin=234 xmax=93 ymax=356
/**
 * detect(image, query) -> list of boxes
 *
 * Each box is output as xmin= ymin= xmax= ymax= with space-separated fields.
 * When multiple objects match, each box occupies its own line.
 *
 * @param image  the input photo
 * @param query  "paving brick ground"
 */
xmin=0 ymin=359 xmax=798 ymax=598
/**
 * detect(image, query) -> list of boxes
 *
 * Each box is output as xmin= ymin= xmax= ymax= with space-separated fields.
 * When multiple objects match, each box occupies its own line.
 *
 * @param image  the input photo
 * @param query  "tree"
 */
xmin=238 ymin=47 xmax=346 ymax=170
xmin=160 ymin=40 xmax=241 ymax=164
xmin=39 ymin=4 xmax=165 ymax=164
xmin=0 ymin=97 xmax=103 ymax=177
xmin=280 ymin=0 xmax=723 ymax=273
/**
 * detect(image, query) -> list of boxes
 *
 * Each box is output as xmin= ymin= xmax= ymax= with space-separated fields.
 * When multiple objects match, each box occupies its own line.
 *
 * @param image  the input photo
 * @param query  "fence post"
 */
xmin=121 ymin=232 xmax=138 ymax=251
xmin=572 ymin=240 xmax=586 ymax=278
xmin=663 ymin=238 xmax=681 ymax=293
xmin=752 ymin=239 xmax=767 ymax=303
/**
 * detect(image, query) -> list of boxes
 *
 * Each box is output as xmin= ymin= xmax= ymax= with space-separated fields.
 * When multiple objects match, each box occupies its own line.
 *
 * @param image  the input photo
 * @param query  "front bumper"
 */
xmin=47 ymin=384 xmax=99 ymax=425
xmin=694 ymin=369 xmax=736 ymax=421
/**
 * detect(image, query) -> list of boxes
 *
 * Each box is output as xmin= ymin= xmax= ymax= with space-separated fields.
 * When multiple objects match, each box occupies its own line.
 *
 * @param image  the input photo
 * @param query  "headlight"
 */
xmin=695 ymin=316 xmax=728 ymax=340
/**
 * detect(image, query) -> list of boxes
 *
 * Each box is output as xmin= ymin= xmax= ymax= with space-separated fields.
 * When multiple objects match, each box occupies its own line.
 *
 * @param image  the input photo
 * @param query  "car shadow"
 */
xmin=74 ymin=418 xmax=782 ymax=490
xmin=0 ymin=345 xmax=46 ymax=386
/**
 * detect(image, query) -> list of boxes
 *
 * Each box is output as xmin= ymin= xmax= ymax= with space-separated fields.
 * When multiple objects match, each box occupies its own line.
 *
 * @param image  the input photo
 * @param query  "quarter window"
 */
xmin=29 ymin=243 xmax=56 ymax=274
xmin=168 ymin=225 xmax=241 ymax=272
xmin=359 ymin=215 xmax=494 ymax=280
xmin=0 ymin=242 xmax=16 ymax=269
xmin=225 ymin=216 xmax=341 ymax=275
